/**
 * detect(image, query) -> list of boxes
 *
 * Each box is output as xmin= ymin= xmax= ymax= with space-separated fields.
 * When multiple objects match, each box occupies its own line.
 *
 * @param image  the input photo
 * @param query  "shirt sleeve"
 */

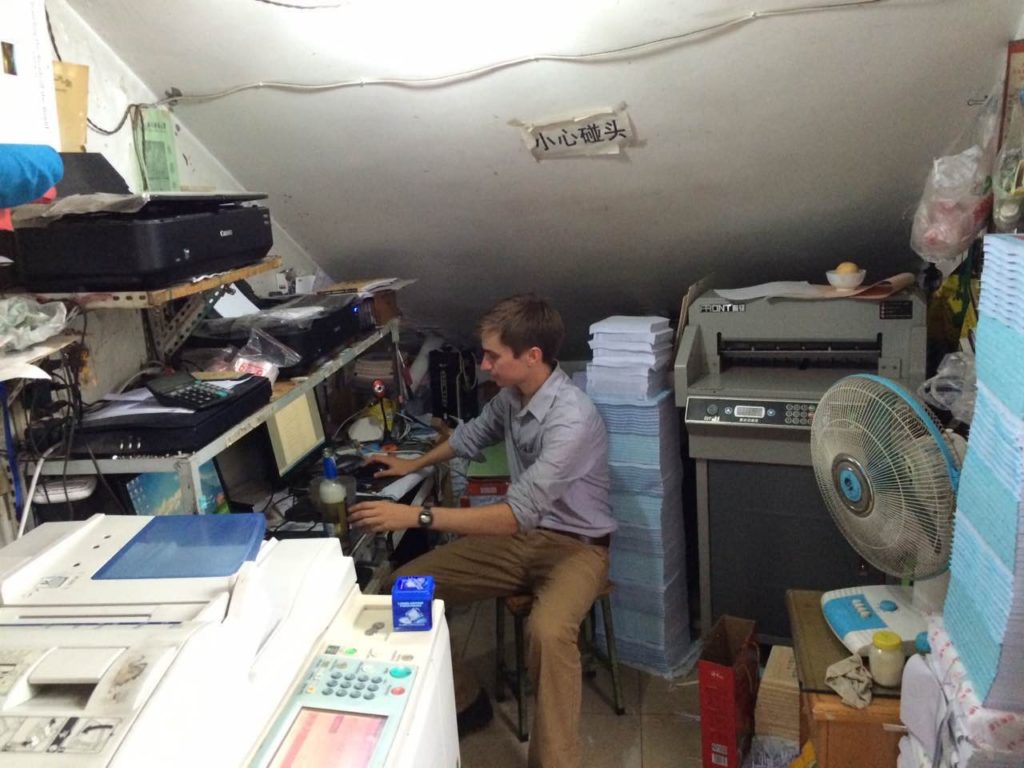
xmin=448 ymin=395 xmax=507 ymax=461
xmin=504 ymin=409 xmax=595 ymax=531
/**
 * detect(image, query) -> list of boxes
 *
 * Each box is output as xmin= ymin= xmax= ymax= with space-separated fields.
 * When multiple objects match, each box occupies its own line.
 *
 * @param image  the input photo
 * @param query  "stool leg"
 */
xmin=599 ymin=596 xmax=626 ymax=715
xmin=581 ymin=607 xmax=597 ymax=678
xmin=495 ymin=600 xmax=506 ymax=703
xmin=514 ymin=613 xmax=529 ymax=742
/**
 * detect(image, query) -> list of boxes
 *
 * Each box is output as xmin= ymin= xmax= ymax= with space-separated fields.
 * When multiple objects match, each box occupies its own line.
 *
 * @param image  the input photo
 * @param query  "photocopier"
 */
xmin=674 ymin=288 xmax=928 ymax=641
xmin=0 ymin=513 xmax=458 ymax=768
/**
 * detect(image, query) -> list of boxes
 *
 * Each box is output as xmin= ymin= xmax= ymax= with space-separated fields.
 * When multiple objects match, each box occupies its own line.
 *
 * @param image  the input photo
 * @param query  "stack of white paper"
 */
xmin=943 ymin=235 xmax=1024 ymax=713
xmin=586 ymin=316 xmax=673 ymax=400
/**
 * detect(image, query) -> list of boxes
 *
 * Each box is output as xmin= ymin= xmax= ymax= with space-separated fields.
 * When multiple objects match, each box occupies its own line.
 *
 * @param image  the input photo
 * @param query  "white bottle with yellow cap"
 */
xmin=868 ymin=630 xmax=905 ymax=687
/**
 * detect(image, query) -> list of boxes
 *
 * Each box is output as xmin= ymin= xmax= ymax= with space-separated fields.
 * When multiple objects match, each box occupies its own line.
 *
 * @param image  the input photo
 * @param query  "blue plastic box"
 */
xmin=391 ymin=575 xmax=435 ymax=632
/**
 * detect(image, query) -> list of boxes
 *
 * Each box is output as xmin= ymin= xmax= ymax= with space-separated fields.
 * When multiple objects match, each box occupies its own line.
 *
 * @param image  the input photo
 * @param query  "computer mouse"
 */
xmin=353 ymin=460 xmax=389 ymax=482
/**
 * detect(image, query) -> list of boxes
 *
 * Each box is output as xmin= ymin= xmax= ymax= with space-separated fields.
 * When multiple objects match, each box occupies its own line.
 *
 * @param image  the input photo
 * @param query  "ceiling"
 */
xmin=59 ymin=0 xmax=1024 ymax=354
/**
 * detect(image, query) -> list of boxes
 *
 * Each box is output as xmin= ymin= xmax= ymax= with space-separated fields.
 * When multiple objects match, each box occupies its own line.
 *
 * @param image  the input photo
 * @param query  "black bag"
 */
xmin=428 ymin=347 xmax=478 ymax=422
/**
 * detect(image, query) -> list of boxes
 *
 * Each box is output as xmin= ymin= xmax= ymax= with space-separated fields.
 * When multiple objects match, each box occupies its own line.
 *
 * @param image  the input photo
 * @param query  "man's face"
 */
xmin=480 ymin=331 xmax=534 ymax=389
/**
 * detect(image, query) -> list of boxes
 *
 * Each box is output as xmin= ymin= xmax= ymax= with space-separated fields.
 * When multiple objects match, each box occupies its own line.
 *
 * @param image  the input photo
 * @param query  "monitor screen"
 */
xmin=266 ymin=391 xmax=326 ymax=477
xmin=126 ymin=460 xmax=228 ymax=515
xmin=268 ymin=708 xmax=386 ymax=768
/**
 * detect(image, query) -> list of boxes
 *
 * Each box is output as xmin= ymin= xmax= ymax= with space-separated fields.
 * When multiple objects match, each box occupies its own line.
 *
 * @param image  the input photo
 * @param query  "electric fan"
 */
xmin=810 ymin=373 xmax=961 ymax=656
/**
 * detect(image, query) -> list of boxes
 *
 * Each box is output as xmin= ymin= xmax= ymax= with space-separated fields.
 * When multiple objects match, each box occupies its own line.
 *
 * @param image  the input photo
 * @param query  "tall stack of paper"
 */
xmin=942 ymin=234 xmax=1024 ymax=713
xmin=584 ymin=315 xmax=692 ymax=676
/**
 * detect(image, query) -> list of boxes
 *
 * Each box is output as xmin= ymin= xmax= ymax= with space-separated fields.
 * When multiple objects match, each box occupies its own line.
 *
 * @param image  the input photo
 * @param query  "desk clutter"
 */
xmin=580 ymin=315 xmax=693 ymax=675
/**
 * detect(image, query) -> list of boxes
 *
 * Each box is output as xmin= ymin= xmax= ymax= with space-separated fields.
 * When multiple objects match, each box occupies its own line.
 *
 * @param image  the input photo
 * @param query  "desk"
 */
xmin=786 ymin=590 xmax=904 ymax=768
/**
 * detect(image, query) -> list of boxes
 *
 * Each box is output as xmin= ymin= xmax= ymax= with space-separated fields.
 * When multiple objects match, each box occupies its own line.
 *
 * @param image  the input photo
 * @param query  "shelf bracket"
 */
xmin=144 ymin=287 xmax=227 ymax=362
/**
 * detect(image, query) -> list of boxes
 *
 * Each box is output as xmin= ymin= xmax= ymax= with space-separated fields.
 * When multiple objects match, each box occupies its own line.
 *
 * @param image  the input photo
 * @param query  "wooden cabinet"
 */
xmin=801 ymin=692 xmax=902 ymax=768
xmin=787 ymin=590 xmax=905 ymax=768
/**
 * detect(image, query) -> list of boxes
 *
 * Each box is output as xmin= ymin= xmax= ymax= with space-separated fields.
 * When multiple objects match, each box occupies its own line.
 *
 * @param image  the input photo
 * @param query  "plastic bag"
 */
xmin=0 ymin=297 xmax=67 ymax=352
xmin=179 ymin=346 xmax=238 ymax=373
xmin=993 ymin=87 xmax=1024 ymax=232
xmin=231 ymin=328 xmax=301 ymax=384
xmin=919 ymin=352 xmax=976 ymax=424
xmin=911 ymin=91 xmax=1000 ymax=268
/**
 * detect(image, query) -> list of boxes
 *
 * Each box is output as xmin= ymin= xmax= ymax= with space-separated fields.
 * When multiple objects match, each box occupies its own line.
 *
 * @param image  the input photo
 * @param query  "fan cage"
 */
xmin=810 ymin=375 xmax=957 ymax=580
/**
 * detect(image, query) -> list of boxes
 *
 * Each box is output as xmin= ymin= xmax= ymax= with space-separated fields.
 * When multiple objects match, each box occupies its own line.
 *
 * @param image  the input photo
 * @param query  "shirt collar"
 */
xmin=515 ymin=364 xmax=565 ymax=422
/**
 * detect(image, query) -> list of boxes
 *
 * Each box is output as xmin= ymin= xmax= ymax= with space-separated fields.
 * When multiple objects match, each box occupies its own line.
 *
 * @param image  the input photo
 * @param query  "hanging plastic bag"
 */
xmin=910 ymin=90 xmax=1000 ymax=271
xmin=231 ymin=328 xmax=301 ymax=384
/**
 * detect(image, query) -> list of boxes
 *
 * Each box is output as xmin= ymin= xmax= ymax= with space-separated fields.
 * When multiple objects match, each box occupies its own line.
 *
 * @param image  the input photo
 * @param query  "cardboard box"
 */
xmin=459 ymin=478 xmax=510 ymax=508
xmin=391 ymin=575 xmax=434 ymax=632
xmin=698 ymin=616 xmax=760 ymax=768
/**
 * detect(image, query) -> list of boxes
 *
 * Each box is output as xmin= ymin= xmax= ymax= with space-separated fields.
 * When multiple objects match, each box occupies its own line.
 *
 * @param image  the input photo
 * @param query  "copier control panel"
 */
xmin=685 ymin=396 xmax=817 ymax=428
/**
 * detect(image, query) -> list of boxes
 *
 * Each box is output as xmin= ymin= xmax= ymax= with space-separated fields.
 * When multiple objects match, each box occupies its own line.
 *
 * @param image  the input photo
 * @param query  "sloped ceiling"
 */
xmin=61 ymin=0 xmax=1022 ymax=353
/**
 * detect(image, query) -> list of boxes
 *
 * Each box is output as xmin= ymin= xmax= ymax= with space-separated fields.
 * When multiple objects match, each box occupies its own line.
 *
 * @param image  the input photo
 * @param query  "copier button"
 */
xmin=705 ymin=404 xmax=719 ymax=416
xmin=389 ymin=667 xmax=412 ymax=679
xmin=392 ymin=687 xmax=406 ymax=696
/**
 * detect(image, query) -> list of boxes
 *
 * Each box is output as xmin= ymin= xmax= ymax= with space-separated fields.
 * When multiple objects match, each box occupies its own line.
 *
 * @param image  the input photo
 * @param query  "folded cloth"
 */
xmin=825 ymin=655 xmax=873 ymax=709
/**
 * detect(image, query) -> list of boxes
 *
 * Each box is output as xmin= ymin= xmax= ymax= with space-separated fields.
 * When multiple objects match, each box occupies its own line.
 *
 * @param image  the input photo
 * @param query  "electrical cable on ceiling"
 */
xmin=74 ymin=0 xmax=890 ymax=135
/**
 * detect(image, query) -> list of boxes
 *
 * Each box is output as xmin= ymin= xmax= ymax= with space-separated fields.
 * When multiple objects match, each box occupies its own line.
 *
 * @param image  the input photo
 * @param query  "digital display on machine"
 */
xmin=734 ymin=405 xmax=766 ymax=419
xmin=269 ymin=708 xmax=386 ymax=768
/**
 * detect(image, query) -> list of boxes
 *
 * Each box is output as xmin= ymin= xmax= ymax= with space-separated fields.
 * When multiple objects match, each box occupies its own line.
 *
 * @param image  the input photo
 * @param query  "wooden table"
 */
xmin=786 ymin=590 xmax=905 ymax=768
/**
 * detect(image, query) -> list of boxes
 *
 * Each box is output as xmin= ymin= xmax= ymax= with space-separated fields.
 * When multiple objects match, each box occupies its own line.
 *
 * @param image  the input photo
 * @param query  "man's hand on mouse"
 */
xmin=364 ymin=454 xmax=419 ymax=478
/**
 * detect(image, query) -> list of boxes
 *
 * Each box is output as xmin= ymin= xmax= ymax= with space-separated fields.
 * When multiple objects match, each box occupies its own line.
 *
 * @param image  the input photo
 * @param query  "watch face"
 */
xmin=418 ymin=510 xmax=432 ymax=527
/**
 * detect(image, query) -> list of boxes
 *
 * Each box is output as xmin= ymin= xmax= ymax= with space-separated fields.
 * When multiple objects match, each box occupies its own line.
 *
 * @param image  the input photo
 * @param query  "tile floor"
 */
xmin=447 ymin=600 xmax=703 ymax=768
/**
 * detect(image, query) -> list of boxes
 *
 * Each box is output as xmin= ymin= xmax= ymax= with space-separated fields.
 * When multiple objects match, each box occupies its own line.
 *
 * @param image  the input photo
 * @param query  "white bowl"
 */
xmin=826 ymin=269 xmax=866 ymax=289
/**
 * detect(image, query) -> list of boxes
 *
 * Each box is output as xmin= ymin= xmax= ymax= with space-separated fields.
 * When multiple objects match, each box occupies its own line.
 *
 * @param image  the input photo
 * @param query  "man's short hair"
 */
xmin=477 ymin=294 xmax=565 ymax=365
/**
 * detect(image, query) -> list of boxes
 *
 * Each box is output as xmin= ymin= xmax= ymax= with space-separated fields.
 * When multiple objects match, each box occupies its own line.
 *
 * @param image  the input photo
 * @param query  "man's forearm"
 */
xmin=410 ymin=439 xmax=457 ymax=471
xmin=428 ymin=502 xmax=519 ymax=536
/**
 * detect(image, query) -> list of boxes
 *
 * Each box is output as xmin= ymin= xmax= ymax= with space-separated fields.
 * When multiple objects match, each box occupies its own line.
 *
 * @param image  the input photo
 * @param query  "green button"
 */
xmin=389 ymin=666 xmax=412 ymax=679
xmin=344 ymin=647 xmax=358 ymax=656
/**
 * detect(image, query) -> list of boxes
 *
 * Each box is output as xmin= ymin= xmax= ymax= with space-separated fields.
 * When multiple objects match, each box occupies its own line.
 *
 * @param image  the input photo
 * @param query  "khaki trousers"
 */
xmin=390 ymin=529 xmax=610 ymax=768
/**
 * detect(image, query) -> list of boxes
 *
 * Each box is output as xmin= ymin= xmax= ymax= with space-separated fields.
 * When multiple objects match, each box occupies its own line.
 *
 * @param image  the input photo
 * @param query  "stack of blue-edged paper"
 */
xmin=583 ymin=316 xmax=693 ymax=676
xmin=942 ymin=234 xmax=1024 ymax=713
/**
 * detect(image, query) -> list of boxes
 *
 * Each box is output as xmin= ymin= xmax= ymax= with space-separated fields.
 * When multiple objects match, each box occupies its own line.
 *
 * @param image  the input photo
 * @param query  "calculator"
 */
xmin=145 ymin=372 xmax=236 ymax=410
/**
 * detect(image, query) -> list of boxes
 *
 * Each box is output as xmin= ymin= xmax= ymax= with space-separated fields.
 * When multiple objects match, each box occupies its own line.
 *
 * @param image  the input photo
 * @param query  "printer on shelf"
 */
xmin=674 ymin=288 xmax=928 ymax=641
xmin=13 ymin=192 xmax=273 ymax=291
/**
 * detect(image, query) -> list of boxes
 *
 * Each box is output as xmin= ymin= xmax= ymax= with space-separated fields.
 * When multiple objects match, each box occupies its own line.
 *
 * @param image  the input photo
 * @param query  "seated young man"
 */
xmin=349 ymin=293 xmax=615 ymax=768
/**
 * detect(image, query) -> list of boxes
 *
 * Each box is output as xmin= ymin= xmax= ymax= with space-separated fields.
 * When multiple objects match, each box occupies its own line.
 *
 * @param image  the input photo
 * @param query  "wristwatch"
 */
xmin=417 ymin=501 xmax=434 ymax=529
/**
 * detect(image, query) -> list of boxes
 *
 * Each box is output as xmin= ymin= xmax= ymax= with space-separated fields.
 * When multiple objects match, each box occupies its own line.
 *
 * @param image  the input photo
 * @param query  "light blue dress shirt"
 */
xmin=449 ymin=366 xmax=616 ymax=536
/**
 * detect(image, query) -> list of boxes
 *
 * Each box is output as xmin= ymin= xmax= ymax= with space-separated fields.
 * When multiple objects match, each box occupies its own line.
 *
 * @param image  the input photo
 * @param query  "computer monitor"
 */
xmin=266 ymin=390 xmax=326 ymax=478
xmin=126 ymin=460 xmax=229 ymax=516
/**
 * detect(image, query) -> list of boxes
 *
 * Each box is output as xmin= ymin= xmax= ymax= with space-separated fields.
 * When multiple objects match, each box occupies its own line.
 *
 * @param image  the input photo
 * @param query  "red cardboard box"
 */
xmin=698 ymin=616 xmax=760 ymax=768
xmin=459 ymin=478 xmax=510 ymax=508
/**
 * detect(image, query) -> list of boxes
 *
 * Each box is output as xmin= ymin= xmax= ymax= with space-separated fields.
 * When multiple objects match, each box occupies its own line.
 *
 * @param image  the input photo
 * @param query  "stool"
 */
xmin=494 ymin=587 xmax=626 ymax=742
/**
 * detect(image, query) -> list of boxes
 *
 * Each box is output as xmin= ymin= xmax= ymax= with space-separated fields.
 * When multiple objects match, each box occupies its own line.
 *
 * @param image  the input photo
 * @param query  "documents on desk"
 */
xmin=0 ymin=513 xmax=457 ymax=767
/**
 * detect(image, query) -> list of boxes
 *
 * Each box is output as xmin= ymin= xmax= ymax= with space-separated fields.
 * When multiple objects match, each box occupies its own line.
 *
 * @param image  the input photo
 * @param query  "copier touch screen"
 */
xmin=269 ymin=709 xmax=385 ymax=768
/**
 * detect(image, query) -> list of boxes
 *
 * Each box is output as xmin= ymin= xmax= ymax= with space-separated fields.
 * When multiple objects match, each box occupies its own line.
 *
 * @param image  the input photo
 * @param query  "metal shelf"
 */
xmin=23 ymin=257 xmax=283 ymax=309
xmin=32 ymin=320 xmax=401 ymax=512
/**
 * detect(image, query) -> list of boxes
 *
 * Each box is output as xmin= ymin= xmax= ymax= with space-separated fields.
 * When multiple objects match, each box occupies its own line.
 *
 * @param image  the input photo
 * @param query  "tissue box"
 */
xmin=391 ymin=575 xmax=435 ymax=632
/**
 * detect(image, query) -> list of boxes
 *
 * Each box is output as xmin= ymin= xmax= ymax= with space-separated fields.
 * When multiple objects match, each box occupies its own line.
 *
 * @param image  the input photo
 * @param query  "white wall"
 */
xmin=44 ymin=0 xmax=1024 ymax=356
